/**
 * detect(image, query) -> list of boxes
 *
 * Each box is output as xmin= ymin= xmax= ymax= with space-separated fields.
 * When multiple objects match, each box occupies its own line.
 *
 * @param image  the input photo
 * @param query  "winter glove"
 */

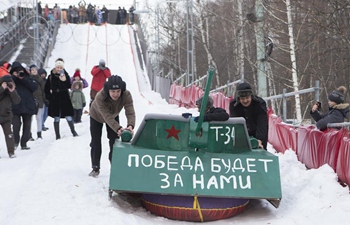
xmin=82 ymin=103 xmax=86 ymax=108
xmin=193 ymin=116 xmax=199 ymax=122
xmin=182 ymin=113 xmax=192 ymax=119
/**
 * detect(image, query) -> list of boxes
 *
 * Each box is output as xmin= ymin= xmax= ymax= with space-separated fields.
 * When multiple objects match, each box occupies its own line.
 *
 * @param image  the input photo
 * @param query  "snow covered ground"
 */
xmin=1 ymin=23 xmax=350 ymax=225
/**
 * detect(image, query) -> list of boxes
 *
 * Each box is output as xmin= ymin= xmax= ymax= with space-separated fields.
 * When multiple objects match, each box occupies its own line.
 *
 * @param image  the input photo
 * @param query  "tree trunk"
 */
xmin=286 ymin=0 xmax=302 ymax=122
xmin=237 ymin=0 xmax=244 ymax=82
xmin=197 ymin=0 xmax=220 ymax=85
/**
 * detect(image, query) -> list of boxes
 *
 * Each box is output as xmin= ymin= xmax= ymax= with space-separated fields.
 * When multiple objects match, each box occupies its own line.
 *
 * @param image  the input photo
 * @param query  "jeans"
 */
xmin=42 ymin=104 xmax=48 ymax=128
xmin=36 ymin=107 xmax=44 ymax=132
xmin=54 ymin=116 xmax=73 ymax=122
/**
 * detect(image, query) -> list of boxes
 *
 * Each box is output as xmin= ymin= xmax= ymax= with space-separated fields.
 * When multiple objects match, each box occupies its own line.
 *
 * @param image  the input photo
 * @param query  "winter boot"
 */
xmin=54 ymin=122 xmax=61 ymax=140
xmin=68 ymin=120 xmax=78 ymax=137
xmin=88 ymin=169 xmax=100 ymax=178
xmin=37 ymin=132 xmax=42 ymax=139
xmin=89 ymin=166 xmax=100 ymax=177
xmin=29 ymin=133 xmax=35 ymax=141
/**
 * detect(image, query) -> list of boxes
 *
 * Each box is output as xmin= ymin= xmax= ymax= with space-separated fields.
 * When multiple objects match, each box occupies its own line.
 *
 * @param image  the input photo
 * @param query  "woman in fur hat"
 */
xmin=44 ymin=58 xmax=78 ymax=139
xmin=310 ymin=86 xmax=349 ymax=130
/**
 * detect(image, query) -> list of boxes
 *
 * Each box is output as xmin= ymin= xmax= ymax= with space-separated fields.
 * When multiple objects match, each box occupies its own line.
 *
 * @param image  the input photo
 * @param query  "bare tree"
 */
xmin=196 ymin=0 xmax=220 ymax=85
xmin=286 ymin=0 xmax=302 ymax=122
xmin=141 ymin=0 xmax=350 ymax=121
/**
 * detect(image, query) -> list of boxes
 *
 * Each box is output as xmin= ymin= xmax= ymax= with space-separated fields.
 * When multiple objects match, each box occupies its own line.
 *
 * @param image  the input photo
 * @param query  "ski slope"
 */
xmin=48 ymin=23 xmax=179 ymax=129
xmin=0 ymin=23 xmax=350 ymax=225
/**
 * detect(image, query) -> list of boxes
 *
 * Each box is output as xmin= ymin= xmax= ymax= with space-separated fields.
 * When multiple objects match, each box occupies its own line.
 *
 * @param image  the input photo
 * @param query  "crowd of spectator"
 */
xmin=37 ymin=1 xmax=136 ymax=25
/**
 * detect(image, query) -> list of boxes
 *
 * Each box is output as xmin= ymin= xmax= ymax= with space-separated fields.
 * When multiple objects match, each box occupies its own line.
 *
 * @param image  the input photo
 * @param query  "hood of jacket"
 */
xmin=71 ymin=80 xmax=83 ymax=91
xmin=331 ymin=103 xmax=350 ymax=119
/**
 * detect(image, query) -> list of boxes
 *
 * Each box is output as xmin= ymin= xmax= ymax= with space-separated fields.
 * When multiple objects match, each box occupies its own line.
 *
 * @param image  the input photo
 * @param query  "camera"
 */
xmin=316 ymin=101 xmax=322 ymax=111
xmin=18 ymin=72 xmax=25 ymax=77
xmin=7 ymin=82 xmax=13 ymax=88
xmin=60 ymin=70 xmax=65 ymax=76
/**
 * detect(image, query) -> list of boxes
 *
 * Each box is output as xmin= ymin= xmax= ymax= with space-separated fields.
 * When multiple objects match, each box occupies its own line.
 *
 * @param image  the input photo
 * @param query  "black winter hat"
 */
xmin=29 ymin=64 xmax=37 ymax=70
xmin=104 ymin=75 xmax=126 ymax=95
xmin=0 ymin=75 xmax=13 ymax=83
xmin=196 ymin=96 xmax=213 ymax=108
xmin=328 ymin=86 xmax=346 ymax=104
xmin=9 ymin=61 xmax=27 ymax=74
xmin=236 ymin=82 xmax=253 ymax=98
xmin=37 ymin=68 xmax=47 ymax=76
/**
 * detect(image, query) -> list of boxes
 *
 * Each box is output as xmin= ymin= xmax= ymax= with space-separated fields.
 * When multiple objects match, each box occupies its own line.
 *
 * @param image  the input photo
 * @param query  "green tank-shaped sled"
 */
xmin=109 ymin=67 xmax=282 ymax=209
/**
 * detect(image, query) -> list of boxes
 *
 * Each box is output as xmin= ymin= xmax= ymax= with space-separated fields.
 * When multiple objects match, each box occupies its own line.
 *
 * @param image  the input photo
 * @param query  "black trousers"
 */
xmin=12 ymin=114 xmax=32 ymax=147
xmin=90 ymin=117 xmax=119 ymax=170
xmin=0 ymin=120 xmax=15 ymax=155
xmin=73 ymin=109 xmax=83 ymax=123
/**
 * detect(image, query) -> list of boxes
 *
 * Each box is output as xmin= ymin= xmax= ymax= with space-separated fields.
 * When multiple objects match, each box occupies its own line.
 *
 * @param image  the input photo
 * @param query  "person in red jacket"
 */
xmin=90 ymin=59 xmax=111 ymax=105
xmin=0 ymin=61 xmax=12 ymax=78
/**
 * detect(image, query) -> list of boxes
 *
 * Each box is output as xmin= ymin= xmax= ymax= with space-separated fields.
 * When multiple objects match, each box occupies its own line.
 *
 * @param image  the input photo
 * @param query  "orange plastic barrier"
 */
xmin=336 ymin=137 xmax=350 ymax=185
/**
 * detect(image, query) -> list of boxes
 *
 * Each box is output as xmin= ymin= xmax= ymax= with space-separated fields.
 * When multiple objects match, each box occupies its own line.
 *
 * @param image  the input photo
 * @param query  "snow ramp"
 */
xmin=47 ymin=23 xmax=171 ymax=128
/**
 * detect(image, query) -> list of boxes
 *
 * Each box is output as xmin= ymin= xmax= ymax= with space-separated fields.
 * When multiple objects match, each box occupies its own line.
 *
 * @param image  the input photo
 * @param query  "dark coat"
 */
xmin=310 ymin=103 xmax=350 ymax=130
xmin=203 ymin=107 xmax=229 ymax=122
xmin=11 ymin=73 xmax=38 ymax=115
xmin=32 ymin=75 xmax=46 ymax=108
xmin=44 ymin=68 xmax=74 ymax=118
xmin=229 ymin=95 xmax=268 ymax=149
xmin=101 ymin=7 xmax=108 ymax=20
xmin=0 ymin=81 xmax=21 ymax=123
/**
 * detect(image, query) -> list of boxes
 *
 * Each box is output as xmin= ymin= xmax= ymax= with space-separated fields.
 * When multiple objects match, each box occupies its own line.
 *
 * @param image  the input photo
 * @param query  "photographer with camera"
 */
xmin=90 ymin=59 xmax=111 ymax=105
xmin=9 ymin=62 xmax=38 ymax=150
xmin=310 ymin=86 xmax=349 ymax=131
xmin=0 ymin=68 xmax=21 ymax=158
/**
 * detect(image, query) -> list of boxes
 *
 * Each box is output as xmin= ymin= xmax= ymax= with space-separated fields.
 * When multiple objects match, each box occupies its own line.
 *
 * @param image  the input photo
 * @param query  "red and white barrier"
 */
xmin=169 ymin=83 xmax=350 ymax=187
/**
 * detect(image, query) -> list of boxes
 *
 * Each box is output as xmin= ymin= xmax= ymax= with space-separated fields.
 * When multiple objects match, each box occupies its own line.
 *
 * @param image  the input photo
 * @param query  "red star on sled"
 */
xmin=165 ymin=125 xmax=181 ymax=140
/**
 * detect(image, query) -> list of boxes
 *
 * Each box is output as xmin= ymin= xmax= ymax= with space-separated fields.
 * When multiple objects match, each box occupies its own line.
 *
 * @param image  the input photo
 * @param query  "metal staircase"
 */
xmin=0 ymin=3 xmax=58 ymax=68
